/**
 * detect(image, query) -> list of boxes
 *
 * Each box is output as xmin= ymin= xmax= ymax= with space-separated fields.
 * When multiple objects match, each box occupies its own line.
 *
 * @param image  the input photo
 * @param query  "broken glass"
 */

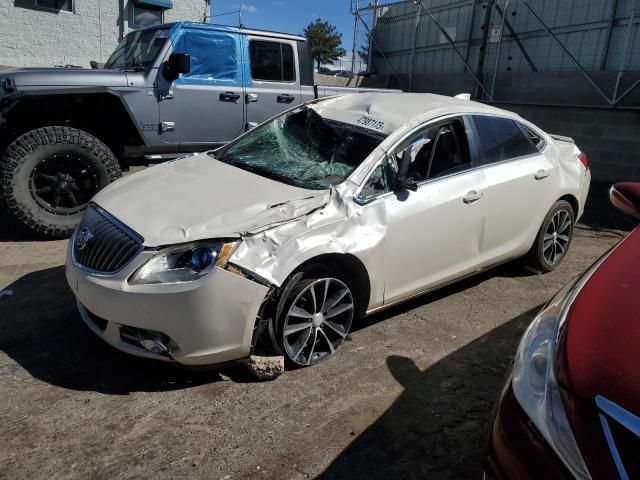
xmin=215 ymin=107 xmax=387 ymax=190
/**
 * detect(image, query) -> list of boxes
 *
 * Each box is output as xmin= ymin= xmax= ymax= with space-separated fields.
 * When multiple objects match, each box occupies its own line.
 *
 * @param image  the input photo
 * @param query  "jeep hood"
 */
xmin=92 ymin=153 xmax=330 ymax=247
xmin=1 ymin=68 xmax=128 ymax=88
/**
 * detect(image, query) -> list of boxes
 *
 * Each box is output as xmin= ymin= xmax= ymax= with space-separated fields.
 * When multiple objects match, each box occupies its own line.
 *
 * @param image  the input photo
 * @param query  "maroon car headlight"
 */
xmin=512 ymin=280 xmax=591 ymax=479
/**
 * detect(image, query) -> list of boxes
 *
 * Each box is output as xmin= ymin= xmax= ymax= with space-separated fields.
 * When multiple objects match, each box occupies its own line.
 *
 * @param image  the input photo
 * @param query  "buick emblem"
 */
xmin=76 ymin=227 xmax=93 ymax=251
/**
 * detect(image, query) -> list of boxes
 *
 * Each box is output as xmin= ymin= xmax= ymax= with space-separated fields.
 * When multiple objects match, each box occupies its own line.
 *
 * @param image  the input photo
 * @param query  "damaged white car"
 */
xmin=65 ymin=92 xmax=590 ymax=367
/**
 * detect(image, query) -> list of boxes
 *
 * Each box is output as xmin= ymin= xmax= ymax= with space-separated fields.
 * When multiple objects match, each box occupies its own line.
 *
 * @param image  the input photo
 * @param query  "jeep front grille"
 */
xmin=73 ymin=204 xmax=143 ymax=273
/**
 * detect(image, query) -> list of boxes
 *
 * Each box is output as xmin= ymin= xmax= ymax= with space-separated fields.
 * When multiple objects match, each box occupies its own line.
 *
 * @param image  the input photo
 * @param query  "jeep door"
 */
xmin=244 ymin=36 xmax=302 ymax=129
xmin=359 ymin=117 xmax=489 ymax=304
xmin=157 ymin=29 xmax=245 ymax=149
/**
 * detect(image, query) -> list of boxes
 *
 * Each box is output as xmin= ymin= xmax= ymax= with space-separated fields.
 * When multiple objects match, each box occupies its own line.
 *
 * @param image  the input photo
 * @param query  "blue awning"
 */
xmin=136 ymin=0 xmax=173 ymax=8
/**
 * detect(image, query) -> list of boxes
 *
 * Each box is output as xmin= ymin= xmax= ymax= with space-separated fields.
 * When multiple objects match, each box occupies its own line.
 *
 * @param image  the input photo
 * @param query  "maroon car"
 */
xmin=485 ymin=182 xmax=640 ymax=479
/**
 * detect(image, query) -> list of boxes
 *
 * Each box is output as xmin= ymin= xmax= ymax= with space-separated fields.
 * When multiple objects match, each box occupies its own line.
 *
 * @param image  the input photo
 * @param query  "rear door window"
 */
xmin=250 ymin=40 xmax=296 ymax=82
xmin=472 ymin=115 xmax=533 ymax=165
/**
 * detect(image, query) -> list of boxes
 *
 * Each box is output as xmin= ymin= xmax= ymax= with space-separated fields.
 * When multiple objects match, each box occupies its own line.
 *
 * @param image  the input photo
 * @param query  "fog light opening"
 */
xmin=119 ymin=325 xmax=178 ymax=360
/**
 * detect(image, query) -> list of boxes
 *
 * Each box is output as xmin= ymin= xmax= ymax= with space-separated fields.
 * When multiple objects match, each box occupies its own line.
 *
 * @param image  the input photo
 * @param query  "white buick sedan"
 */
xmin=65 ymin=93 xmax=590 ymax=368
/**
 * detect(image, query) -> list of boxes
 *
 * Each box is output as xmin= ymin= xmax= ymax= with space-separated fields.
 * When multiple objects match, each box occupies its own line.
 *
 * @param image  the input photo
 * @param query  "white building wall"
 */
xmin=0 ymin=0 xmax=207 ymax=68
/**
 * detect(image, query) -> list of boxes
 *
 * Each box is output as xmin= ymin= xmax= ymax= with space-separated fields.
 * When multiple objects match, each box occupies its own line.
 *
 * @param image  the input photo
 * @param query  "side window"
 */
xmin=250 ymin=41 xmax=296 ymax=82
xmin=472 ymin=115 xmax=533 ymax=165
xmin=395 ymin=119 xmax=471 ymax=181
xmin=521 ymin=124 xmax=546 ymax=152
xmin=427 ymin=122 xmax=471 ymax=179
xmin=360 ymin=156 xmax=399 ymax=200
xmin=177 ymin=32 xmax=239 ymax=83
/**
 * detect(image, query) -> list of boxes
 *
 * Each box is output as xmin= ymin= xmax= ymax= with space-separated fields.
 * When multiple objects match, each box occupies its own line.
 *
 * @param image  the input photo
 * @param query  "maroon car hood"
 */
xmin=560 ymin=226 xmax=640 ymax=415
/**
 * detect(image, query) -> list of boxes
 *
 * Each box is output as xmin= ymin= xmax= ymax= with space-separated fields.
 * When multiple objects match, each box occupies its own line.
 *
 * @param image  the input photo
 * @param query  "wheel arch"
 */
xmin=2 ymin=91 xmax=144 ymax=165
xmin=558 ymin=193 xmax=579 ymax=220
xmin=284 ymin=253 xmax=371 ymax=319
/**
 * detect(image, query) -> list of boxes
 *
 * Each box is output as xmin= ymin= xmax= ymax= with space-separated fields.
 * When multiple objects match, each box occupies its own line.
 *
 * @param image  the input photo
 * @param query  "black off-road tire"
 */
xmin=528 ymin=200 xmax=575 ymax=273
xmin=0 ymin=126 xmax=122 ymax=238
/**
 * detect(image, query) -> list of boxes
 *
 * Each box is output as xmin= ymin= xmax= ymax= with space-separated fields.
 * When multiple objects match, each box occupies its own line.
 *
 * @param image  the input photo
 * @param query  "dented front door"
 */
xmin=382 ymin=168 xmax=488 ymax=305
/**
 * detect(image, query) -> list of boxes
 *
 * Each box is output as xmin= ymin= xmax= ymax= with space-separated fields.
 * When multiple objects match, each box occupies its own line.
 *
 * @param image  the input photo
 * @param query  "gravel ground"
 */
xmin=0 ymin=181 xmax=634 ymax=480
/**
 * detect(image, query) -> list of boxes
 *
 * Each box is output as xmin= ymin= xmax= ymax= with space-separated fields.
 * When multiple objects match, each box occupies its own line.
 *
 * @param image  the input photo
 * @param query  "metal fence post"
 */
xmin=409 ymin=1 xmax=422 ymax=92
xmin=476 ymin=0 xmax=494 ymax=99
xmin=612 ymin=7 xmax=636 ymax=102
xmin=489 ymin=0 xmax=509 ymax=100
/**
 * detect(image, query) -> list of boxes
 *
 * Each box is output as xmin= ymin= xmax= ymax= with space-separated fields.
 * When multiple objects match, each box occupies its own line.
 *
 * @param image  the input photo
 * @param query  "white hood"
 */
xmin=92 ymin=153 xmax=329 ymax=247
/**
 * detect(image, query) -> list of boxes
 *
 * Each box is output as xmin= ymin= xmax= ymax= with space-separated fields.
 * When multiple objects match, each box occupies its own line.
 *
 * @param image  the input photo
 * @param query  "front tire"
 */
xmin=0 ymin=126 xmax=122 ymax=238
xmin=529 ymin=200 xmax=575 ymax=272
xmin=273 ymin=267 xmax=355 ymax=367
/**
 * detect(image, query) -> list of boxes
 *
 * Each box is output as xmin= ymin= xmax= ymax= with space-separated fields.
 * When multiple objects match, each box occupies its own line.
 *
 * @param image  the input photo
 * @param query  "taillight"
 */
xmin=578 ymin=152 xmax=588 ymax=169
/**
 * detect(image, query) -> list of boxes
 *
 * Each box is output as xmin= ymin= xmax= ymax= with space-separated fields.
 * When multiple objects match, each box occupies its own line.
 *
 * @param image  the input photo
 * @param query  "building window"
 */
xmin=131 ymin=3 xmax=164 ymax=29
xmin=34 ymin=0 xmax=73 ymax=12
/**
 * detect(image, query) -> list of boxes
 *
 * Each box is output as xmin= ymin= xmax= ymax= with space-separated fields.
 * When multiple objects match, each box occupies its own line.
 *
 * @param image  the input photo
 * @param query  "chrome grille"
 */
xmin=73 ymin=205 xmax=143 ymax=273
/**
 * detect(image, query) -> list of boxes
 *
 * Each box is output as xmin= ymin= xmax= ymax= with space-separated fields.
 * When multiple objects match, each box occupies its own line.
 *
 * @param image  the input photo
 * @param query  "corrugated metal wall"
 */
xmin=369 ymin=0 xmax=639 ymax=75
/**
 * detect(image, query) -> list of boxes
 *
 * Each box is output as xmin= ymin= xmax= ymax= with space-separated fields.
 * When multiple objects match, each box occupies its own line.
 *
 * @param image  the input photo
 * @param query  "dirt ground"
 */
xmin=0 ymin=181 xmax=634 ymax=480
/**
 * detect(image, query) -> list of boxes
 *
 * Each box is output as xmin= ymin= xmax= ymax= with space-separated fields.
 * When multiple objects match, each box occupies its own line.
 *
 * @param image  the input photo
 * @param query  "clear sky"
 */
xmin=210 ymin=1 xmax=357 ymax=56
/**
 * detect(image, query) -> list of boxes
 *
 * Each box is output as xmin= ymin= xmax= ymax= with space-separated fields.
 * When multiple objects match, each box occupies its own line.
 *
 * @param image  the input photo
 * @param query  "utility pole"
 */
xmin=351 ymin=0 xmax=358 ymax=73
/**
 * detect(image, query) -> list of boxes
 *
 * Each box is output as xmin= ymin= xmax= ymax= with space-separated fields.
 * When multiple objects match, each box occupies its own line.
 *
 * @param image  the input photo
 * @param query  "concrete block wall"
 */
xmin=505 ymin=105 xmax=640 ymax=183
xmin=0 ymin=0 xmax=206 ymax=68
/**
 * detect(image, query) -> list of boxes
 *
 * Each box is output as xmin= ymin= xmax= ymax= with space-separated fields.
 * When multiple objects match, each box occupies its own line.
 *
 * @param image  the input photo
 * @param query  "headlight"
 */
xmin=512 ymin=279 xmax=591 ymax=479
xmin=129 ymin=241 xmax=238 ymax=285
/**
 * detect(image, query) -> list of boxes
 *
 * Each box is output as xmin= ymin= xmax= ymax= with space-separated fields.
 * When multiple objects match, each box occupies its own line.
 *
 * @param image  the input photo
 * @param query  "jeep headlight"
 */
xmin=129 ymin=241 xmax=238 ymax=285
xmin=512 ymin=279 xmax=591 ymax=479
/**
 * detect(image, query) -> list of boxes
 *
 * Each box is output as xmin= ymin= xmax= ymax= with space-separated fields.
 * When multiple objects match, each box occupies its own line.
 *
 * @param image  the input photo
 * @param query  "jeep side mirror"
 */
xmin=163 ymin=53 xmax=190 ymax=81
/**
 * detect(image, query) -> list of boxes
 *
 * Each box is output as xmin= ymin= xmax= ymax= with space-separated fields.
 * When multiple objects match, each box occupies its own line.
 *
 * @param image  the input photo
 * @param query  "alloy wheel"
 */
xmin=282 ymin=278 xmax=354 ymax=366
xmin=543 ymin=208 xmax=572 ymax=265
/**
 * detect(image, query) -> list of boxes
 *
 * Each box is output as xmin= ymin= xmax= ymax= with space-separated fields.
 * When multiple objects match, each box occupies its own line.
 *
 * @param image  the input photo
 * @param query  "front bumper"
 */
xmin=65 ymin=242 xmax=270 ymax=366
xmin=484 ymin=373 xmax=574 ymax=480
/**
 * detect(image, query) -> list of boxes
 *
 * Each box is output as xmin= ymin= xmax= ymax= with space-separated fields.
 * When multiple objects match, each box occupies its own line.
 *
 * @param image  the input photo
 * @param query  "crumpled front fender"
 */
xmin=230 ymin=188 xmax=387 ymax=311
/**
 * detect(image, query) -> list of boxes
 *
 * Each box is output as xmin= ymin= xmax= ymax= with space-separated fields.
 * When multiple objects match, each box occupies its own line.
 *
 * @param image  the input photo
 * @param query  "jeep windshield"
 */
xmin=104 ymin=27 xmax=170 ymax=70
xmin=214 ymin=106 xmax=386 ymax=190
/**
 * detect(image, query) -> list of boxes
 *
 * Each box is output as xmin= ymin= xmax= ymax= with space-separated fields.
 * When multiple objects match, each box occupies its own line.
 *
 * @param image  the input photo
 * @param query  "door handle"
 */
xmin=246 ymin=93 xmax=258 ymax=103
xmin=535 ymin=169 xmax=550 ymax=180
xmin=219 ymin=91 xmax=241 ymax=102
xmin=463 ymin=190 xmax=483 ymax=204
xmin=277 ymin=94 xmax=295 ymax=103
xmin=159 ymin=89 xmax=174 ymax=100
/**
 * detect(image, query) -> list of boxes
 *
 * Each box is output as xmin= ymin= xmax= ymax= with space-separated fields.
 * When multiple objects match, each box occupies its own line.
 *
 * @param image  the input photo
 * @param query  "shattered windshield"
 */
xmin=215 ymin=106 xmax=386 ymax=190
xmin=104 ymin=27 xmax=170 ymax=70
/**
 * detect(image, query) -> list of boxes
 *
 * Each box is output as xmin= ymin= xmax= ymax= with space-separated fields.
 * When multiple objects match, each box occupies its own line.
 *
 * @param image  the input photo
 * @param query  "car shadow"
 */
xmin=578 ymin=180 xmax=636 ymax=233
xmin=318 ymin=305 xmax=542 ymax=480
xmin=0 ymin=265 xmax=253 ymax=394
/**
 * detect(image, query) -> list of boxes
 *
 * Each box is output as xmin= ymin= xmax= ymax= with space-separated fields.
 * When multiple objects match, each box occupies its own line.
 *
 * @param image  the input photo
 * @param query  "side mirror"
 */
xmin=610 ymin=182 xmax=640 ymax=219
xmin=397 ymin=177 xmax=418 ymax=192
xmin=163 ymin=53 xmax=190 ymax=81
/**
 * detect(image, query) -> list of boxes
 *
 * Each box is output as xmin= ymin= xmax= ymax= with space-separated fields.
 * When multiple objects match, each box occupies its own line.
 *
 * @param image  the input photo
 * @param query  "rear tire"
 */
xmin=528 ymin=200 xmax=575 ymax=272
xmin=0 ymin=126 xmax=122 ymax=238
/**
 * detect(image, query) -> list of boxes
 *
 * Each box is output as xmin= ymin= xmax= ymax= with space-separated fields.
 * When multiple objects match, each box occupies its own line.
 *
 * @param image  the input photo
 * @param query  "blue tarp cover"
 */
xmin=137 ymin=0 xmax=173 ymax=9
xmin=172 ymin=28 xmax=241 ymax=85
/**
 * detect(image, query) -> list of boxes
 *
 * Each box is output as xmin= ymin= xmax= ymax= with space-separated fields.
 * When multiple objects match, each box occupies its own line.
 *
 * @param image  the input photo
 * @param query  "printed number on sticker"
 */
xmin=355 ymin=116 xmax=385 ymax=131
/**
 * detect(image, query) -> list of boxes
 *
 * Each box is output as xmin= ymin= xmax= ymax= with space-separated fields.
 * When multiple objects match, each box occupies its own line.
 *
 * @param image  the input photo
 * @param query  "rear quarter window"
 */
xmin=472 ymin=115 xmax=533 ymax=165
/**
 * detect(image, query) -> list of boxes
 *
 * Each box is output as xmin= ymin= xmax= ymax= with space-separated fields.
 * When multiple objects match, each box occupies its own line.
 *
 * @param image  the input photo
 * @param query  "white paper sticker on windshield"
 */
xmin=354 ymin=115 xmax=385 ymax=131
